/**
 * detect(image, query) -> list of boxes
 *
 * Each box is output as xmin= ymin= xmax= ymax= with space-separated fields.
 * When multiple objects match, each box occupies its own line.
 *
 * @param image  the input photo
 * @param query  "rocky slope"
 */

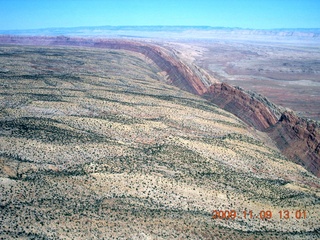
xmin=0 ymin=35 xmax=319 ymax=177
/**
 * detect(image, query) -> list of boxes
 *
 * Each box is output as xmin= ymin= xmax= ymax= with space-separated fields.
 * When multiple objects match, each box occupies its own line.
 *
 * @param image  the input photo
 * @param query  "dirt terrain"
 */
xmin=0 ymin=44 xmax=319 ymax=239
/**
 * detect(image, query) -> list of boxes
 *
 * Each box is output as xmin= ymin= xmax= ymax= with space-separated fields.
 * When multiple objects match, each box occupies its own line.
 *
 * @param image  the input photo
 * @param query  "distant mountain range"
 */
xmin=1 ymin=26 xmax=320 ymax=41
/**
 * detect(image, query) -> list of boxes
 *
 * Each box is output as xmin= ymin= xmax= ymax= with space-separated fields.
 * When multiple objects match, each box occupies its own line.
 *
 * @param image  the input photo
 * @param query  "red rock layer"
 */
xmin=203 ymin=83 xmax=278 ymax=131
xmin=204 ymin=83 xmax=320 ymax=176
xmin=267 ymin=111 xmax=320 ymax=177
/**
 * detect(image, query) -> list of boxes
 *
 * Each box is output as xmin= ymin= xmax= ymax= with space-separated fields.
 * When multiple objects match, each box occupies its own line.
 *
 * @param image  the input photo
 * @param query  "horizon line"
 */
xmin=1 ymin=25 xmax=320 ymax=32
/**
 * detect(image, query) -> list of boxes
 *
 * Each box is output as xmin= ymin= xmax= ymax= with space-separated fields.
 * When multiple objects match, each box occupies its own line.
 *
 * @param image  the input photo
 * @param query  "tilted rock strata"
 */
xmin=267 ymin=111 xmax=320 ymax=177
xmin=204 ymin=83 xmax=278 ymax=131
xmin=203 ymin=83 xmax=320 ymax=177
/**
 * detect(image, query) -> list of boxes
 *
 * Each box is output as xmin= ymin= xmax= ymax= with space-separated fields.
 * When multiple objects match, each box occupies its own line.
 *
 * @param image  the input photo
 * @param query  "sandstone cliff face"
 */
xmin=0 ymin=35 xmax=319 ymax=177
xmin=203 ymin=83 xmax=278 ymax=131
xmin=203 ymin=83 xmax=320 ymax=176
xmin=267 ymin=111 xmax=320 ymax=177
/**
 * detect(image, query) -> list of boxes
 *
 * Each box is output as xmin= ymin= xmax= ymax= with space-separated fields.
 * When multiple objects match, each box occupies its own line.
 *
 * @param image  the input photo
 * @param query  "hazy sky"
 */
xmin=0 ymin=0 xmax=319 ymax=30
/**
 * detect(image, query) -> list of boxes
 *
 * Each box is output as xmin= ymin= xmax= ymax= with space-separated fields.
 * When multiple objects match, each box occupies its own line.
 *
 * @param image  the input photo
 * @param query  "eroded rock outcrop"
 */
xmin=267 ymin=111 xmax=320 ymax=177
xmin=203 ymin=83 xmax=320 ymax=176
xmin=203 ymin=83 xmax=278 ymax=131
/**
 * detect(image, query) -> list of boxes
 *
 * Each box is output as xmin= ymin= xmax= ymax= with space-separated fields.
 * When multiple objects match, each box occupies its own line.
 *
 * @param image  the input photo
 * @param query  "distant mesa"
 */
xmin=1 ymin=26 xmax=320 ymax=41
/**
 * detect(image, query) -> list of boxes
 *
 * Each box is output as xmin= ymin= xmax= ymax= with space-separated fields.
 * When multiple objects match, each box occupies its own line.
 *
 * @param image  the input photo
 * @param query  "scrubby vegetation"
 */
xmin=0 ymin=45 xmax=319 ymax=239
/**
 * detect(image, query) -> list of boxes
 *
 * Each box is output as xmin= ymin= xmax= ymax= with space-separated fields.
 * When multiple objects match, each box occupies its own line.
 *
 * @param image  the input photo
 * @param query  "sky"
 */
xmin=0 ymin=0 xmax=319 ymax=30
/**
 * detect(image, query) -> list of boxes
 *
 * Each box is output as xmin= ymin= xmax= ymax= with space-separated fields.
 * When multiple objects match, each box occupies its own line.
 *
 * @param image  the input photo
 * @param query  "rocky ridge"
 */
xmin=0 ymin=35 xmax=319 ymax=177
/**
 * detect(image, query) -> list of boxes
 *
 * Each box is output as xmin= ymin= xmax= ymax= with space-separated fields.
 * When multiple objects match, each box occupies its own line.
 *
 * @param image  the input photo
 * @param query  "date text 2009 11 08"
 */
xmin=212 ymin=210 xmax=307 ymax=220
